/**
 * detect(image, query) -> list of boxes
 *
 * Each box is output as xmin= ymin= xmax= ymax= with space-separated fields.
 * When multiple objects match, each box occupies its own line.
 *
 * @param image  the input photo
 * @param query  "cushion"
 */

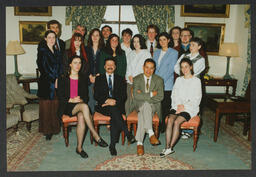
xmin=62 ymin=115 xmax=78 ymax=123
xmin=181 ymin=115 xmax=200 ymax=128
xmin=23 ymin=104 xmax=39 ymax=122
xmin=127 ymin=111 xmax=159 ymax=122
xmin=165 ymin=115 xmax=200 ymax=128
xmin=6 ymin=107 xmax=20 ymax=129
xmin=6 ymin=75 xmax=27 ymax=105
xmin=93 ymin=112 xmax=126 ymax=122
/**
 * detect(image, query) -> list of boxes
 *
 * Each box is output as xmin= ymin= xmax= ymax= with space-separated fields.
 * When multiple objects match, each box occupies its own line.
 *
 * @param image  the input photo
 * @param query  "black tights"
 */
xmin=165 ymin=114 xmax=186 ymax=149
xmin=72 ymin=103 xmax=100 ymax=152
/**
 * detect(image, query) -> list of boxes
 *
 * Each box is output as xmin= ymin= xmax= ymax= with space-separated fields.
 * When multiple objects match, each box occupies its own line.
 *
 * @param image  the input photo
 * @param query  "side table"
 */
xmin=17 ymin=74 xmax=38 ymax=93
xmin=202 ymin=78 xmax=237 ymax=97
xmin=206 ymin=97 xmax=250 ymax=142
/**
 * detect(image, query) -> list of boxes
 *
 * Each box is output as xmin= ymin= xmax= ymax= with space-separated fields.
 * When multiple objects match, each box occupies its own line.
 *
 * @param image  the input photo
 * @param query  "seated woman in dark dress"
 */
xmin=58 ymin=55 xmax=108 ymax=158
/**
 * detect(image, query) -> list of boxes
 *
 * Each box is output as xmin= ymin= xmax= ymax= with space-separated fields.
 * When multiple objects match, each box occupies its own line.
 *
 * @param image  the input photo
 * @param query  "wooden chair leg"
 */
xmin=64 ymin=123 xmax=69 ymax=147
xmin=26 ymin=122 xmax=32 ymax=132
xmin=134 ymin=124 xmax=137 ymax=137
xmin=62 ymin=123 xmax=65 ymax=138
xmin=127 ymin=123 xmax=131 ymax=145
xmin=94 ymin=124 xmax=99 ymax=146
xmin=90 ymin=131 xmax=93 ymax=144
xmin=193 ymin=128 xmax=198 ymax=152
xmin=154 ymin=122 xmax=159 ymax=138
xmin=121 ymin=131 xmax=125 ymax=145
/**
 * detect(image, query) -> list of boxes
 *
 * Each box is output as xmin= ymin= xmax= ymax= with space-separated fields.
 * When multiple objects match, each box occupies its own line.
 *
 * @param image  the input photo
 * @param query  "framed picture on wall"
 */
xmin=19 ymin=21 xmax=47 ymax=44
xmin=14 ymin=6 xmax=52 ymax=16
xmin=181 ymin=5 xmax=230 ymax=18
xmin=185 ymin=22 xmax=225 ymax=55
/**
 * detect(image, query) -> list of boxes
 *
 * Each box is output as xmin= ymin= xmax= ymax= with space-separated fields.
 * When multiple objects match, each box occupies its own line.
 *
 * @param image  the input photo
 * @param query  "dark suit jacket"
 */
xmin=37 ymin=40 xmax=63 ymax=100
xmin=57 ymin=74 xmax=89 ymax=118
xmin=85 ymin=46 xmax=101 ymax=76
xmin=94 ymin=73 xmax=127 ymax=114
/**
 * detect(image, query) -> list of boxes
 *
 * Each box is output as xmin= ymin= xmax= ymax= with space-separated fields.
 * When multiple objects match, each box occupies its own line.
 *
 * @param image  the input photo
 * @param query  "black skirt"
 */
xmin=64 ymin=103 xmax=79 ymax=117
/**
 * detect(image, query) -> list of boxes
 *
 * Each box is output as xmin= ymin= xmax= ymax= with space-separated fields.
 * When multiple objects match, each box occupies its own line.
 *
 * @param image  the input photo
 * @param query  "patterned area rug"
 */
xmin=7 ymin=108 xmax=251 ymax=171
xmin=95 ymin=154 xmax=193 ymax=170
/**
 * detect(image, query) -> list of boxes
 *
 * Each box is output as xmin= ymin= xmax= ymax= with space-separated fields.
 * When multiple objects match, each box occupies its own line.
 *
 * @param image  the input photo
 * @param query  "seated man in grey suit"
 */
xmin=132 ymin=58 xmax=164 ymax=156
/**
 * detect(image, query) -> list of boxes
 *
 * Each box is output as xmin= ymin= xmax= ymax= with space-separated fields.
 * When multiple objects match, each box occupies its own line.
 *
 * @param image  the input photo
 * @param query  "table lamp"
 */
xmin=219 ymin=43 xmax=239 ymax=79
xmin=6 ymin=40 xmax=25 ymax=78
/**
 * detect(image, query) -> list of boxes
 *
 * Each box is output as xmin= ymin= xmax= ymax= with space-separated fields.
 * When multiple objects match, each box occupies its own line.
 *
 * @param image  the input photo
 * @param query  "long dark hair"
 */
xmin=130 ymin=34 xmax=147 ymax=50
xmin=87 ymin=28 xmax=105 ymax=49
xmin=104 ymin=33 xmax=124 ymax=56
xmin=169 ymin=26 xmax=181 ymax=48
xmin=67 ymin=55 xmax=83 ymax=77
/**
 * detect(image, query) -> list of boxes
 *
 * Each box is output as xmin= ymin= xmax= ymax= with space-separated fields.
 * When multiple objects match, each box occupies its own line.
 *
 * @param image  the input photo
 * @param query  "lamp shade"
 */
xmin=219 ymin=43 xmax=239 ymax=57
xmin=6 ymin=40 xmax=25 ymax=55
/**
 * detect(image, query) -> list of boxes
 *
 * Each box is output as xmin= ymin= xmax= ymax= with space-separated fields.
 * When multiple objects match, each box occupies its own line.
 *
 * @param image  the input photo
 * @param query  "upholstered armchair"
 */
xmin=6 ymin=74 xmax=39 ymax=131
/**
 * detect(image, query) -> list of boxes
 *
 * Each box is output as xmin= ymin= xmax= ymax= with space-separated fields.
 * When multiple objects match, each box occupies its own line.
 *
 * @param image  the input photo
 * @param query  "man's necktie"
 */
xmin=146 ymin=78 xmax=149 ymax=93
xmin=150 ymin=42 xmax=154 ymax=57
xmin=108 ymin=75 xmax=113 ymax=97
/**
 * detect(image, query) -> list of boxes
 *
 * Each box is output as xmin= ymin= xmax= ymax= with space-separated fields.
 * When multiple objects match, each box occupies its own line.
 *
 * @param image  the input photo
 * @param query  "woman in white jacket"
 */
xmin=125 ymin=34 xmax=151 ymax=115
xmin=160 ymin=57 xmax=202 ymax=157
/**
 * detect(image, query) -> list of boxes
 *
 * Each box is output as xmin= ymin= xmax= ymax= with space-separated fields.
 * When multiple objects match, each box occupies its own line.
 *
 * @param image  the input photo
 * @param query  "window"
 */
xmin=100 ymin=5 xmax=139 ymax=37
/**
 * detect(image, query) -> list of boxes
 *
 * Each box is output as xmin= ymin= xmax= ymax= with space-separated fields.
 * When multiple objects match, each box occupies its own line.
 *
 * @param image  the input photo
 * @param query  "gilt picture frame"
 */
xmin=181 ymin=5 xmax=230 ymax=18
xmin=19 ymin=21 xmax=47 ymax=44
xmin=14 ymin=6 xmax=52 ymax=16
xmin=185 ymin=22 xmax=225 ymax=55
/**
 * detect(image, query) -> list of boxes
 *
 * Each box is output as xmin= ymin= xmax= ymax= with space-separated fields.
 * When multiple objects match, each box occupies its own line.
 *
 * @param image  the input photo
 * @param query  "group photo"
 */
xmin=5 ymin=4 xmax=251 ymax=172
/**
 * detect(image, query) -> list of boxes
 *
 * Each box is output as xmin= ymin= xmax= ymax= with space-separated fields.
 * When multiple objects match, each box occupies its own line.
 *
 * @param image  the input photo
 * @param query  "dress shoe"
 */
xmin=137 ymin=145 xmax=144 ymax=156
xmin=76 ymin=148 xmax=88 ymax=158
xmin=149 ymin=135 xmax=161 ymax=146
xmin=45 ymin=134 xmax=53 ymax=140
xmin=127 ymin=134 xmax=136 ymax=144
xmin=109 ymin=145 xmax=117 ymax=156
xmin=97 ymin=138 xmax=108 ymax=147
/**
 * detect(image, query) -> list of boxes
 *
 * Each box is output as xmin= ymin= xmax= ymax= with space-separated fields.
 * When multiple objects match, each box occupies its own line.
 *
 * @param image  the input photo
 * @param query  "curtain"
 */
xmin=241 ymin=5 xmax=251 ymax=95
xmin=65 ymin=6 xmax=106 ymax=40
xmin=132 ymin=5 xmax=175 ymax=38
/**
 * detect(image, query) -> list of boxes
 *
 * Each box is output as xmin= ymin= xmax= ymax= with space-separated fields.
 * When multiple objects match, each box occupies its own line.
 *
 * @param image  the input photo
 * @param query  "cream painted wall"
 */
xmin=6 ymin=6 xmax=72 ymax=89
xmin=6 ymin=5 xmax=249 ymax=95
xmin=174 ymin=4 xmax=249 ymax=95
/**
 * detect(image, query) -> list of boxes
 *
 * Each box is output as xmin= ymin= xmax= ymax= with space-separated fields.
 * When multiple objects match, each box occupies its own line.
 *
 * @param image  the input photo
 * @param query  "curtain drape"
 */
xmin=241 ymin=5 xmax=251 ymax=95
xmin=65 ymin=6 xmax=106 ymax=40
xmin=132 ymin=5 xmax=175 ymax=38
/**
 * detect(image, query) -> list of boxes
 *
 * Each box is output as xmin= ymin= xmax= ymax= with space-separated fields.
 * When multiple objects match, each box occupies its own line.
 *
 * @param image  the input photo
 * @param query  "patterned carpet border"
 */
xmin=94 ymin=153 xmax=193 ymax=170
xmin=7 ymin=131 xmax=42 ymax=171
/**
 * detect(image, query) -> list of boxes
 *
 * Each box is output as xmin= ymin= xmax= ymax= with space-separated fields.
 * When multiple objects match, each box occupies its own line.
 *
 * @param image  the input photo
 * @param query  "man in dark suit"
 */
xmin=94 ymin=58 xmax=136 ymax=156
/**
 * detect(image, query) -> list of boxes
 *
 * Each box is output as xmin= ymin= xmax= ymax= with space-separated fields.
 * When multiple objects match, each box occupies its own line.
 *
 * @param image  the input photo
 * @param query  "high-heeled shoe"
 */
xmin=76 ymin=148 xmax=88 ymax=158
xmin=96 ymin=137 xmax=108 ymax=147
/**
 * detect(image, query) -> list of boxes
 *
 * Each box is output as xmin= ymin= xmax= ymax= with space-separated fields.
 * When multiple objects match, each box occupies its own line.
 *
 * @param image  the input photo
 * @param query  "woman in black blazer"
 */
xmin=58 ymin=55 xmax=108 ymax=158
xmin=37 ymin=30 xmax=62 ymax=140
xmin=85 ymin=28 xmax=105 ymax=114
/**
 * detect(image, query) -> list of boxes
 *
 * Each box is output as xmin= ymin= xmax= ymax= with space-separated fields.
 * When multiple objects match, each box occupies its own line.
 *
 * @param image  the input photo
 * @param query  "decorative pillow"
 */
xmin=6 ymin=74 xmax=27 ymax=105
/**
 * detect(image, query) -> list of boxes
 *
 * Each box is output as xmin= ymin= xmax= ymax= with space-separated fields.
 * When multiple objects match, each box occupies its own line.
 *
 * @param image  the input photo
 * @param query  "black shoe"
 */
xmin=97 ymin=138 xmax=108 ymax=147
xmin=45 ymin=134 xmax=53 ymax=140
xmin=76 ymin=148 xmax=88 ymax=158
xmin=127 ymin=134 xmax=136 ymax=144
xmin=109 ymin=145 xmax=117 ymax=156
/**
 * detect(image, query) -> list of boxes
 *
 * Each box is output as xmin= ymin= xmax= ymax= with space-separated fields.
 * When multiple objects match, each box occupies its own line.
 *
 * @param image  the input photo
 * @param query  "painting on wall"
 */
xmin=19 ymin=21 xmax=47 ymax=44
xmin=185 ymin=22 xmax=225 ymax=55
xmin=181 ymin=4 xmax=230 ymax=18
xmin=14 ymin=6 xmax=52 ymax=16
